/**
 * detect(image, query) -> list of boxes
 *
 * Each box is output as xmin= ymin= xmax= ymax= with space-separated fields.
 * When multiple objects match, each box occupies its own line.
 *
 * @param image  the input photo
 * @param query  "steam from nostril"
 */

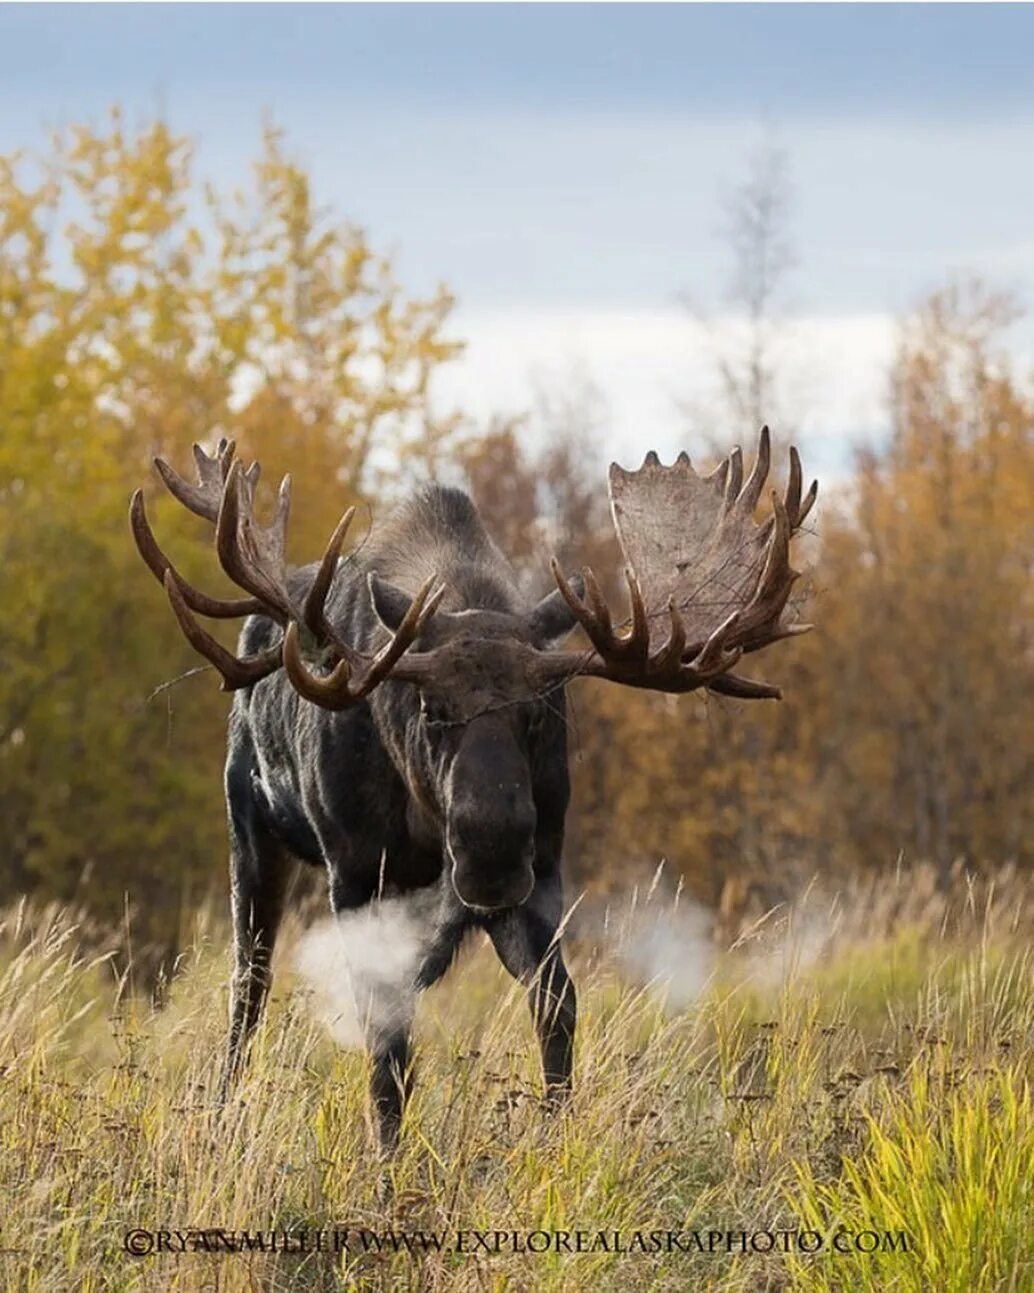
xmin=294 ymin=891 xmax=437 ymax=1048
xmin=617 ymin=899 xmax=715 ymax=1007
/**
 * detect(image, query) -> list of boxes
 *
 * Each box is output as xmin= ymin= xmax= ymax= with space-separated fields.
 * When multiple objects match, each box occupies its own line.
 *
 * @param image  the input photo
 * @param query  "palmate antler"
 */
xmin=129 ymin=439 xmax=444 ymax=702
xmin=543 ymin=427 xmax=817 ymax=700
xmin=132 ymin=428 xmax=815 ymax=710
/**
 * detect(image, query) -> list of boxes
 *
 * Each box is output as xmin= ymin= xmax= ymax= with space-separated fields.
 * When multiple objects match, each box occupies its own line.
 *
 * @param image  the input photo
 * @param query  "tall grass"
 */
xmin=0 ymin=865 xmax=1031 ymax=1291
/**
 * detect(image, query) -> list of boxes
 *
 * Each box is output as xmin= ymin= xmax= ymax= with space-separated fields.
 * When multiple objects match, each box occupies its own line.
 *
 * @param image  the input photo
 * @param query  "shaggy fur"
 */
xmin=221 ymin=485 xmax=579 ymax=1148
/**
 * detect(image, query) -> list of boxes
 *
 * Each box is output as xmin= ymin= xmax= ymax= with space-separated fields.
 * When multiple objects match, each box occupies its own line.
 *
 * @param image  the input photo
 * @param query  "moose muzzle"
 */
xmin=445 ymin=719 xmax=537 ymax=912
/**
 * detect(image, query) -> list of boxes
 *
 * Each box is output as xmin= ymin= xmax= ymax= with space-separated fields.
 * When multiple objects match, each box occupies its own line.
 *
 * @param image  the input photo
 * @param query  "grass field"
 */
xmin=0 ymin=864 xmax=1031 ymax=1291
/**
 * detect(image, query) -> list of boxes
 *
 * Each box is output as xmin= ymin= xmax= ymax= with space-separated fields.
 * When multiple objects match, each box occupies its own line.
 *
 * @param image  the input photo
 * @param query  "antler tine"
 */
xmin=785 ymin=445 xmax=803 ymax=522
xmin=163 ymin=571 xmax=282 ymax=690
xmin=707 ymin=456 xmax=730 ymax=492
xmin=709 ymin=673 xmax=783 ymax=701
xmin=796 ymin=478 xmax=819 ymax=528
xmin=215 ymin=461 xmax=294 ymax=625
xmin=784 ymin=445 xmax=820 ymax=530
xmin=582 ymin=567 xmax=621 ymax=652
xmin=732 ymin=489 xmax=797 ymax=647
xmin=363 ymin=576 xmax=446 ymax=685
xmin=742 ymin=621 xmax=813 ymax=654
xmin=723 ymin=445 xmax=744 ymax=507
xmin=282 ymin=575 xmax=445 ymax=710
xmin=653 ymin=596 xmax=687 ymax=673
xmin=581 ymin=567 xmax=611 ymax=634
xmin=282 ymin=624 xmax=357 ymax=710
xmin=738 ymin=425 xmax=771 ymax=512
xmin=757 ymin=489 xmax=794 ymax=602
xmin=623 ymin=566 xmax=651 ymax=665
xmin=732 ymin=469 xmax=815 ymax=653
xmin=129 ymin=490 xmax=264 ymax=619
xmin=302 ymin=506 xmax=357 ymax=639
xmin=193 ymin=437 xmax=235 ymax=484
xmin=550 ymin=558 xmax=612 ymax=658
xmin=154 ymin=438 xmax=236 ymax=522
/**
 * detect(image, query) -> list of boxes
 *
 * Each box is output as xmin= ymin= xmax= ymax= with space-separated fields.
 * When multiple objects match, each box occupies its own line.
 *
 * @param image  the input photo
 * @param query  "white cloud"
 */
xmin=435 ymin=305 xmax=899 ymax=478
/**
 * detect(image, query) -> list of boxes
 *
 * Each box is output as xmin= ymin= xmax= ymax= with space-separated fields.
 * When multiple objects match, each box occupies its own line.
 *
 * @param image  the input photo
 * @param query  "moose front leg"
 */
xmin=486 ymin=877 xmax=577 ymax=1103
xmin=220 ymin=824 xmax=292 ymax=1101
xmin=368 ymin=906 xmax=470 ymax=1153
xmin=369 ymin=1028 xmax=411 ymax=1152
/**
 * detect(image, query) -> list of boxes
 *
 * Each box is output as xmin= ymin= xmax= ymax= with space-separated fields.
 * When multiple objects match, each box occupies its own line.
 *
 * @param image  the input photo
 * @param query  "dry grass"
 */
xmin=0 ymin=865 xmax=1032 ymax=1291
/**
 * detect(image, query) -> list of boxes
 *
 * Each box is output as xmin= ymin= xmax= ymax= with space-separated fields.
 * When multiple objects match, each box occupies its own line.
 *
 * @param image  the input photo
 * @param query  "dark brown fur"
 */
xmin=221 ymin=486 xmax=580 ymax=1149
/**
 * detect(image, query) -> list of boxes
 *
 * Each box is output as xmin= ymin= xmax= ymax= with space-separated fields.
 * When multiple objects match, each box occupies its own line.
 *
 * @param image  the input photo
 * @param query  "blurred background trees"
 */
xmin=0 ymin=112 xmax=460 ymax=949
xmin=812 ymin=282 xmax=1034 ymax=877
xmin=1 ymin=112 xmax=1031 ymax=953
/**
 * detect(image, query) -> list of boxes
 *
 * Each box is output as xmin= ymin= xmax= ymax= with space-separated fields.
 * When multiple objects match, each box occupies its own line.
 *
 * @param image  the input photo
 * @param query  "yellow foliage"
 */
xmin=0 ymin=111 xmax=461 ymax=948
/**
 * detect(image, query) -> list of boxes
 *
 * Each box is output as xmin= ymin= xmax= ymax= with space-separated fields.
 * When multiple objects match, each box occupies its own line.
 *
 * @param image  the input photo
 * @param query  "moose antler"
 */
xmin=544 ymin=427 xmax=817 ymax=700
xmin=132 ymin=429 xmax=814 ymax=710
xmin=130 ymin=441 xmax=263 ymax=621
xmin=130 ymin=440 xmax=443 ymax=699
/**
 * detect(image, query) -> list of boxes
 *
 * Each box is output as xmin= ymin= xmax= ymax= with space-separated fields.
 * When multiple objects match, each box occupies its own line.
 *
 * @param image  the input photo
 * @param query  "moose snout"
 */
xmin=446 ymin=811 xmax=537 ymax=913
xmin=445 ymin=721 xmax=538 ymax=912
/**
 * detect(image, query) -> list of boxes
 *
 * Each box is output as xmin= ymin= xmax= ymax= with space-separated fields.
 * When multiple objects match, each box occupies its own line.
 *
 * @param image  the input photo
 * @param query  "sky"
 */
xmin=3 ymin=3 xmax=1034 ymax=478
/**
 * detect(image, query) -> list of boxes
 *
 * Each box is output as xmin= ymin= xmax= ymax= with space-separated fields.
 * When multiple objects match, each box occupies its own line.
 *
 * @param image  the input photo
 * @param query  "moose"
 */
xmin=130 ymin=428 xmax=816 ymax=1148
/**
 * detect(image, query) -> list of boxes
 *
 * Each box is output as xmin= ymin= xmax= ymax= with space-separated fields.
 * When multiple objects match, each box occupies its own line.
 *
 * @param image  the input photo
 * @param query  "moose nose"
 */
xmin=447 ymin=841 xmax=536 ymax=913
xmin=450 ymin=867 xmax=535 ymax=914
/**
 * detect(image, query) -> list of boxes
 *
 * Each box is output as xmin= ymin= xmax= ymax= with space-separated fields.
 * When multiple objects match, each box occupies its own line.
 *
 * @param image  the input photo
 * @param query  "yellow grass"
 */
xmin=0 ymin=868 xmax=1032 ymax=1292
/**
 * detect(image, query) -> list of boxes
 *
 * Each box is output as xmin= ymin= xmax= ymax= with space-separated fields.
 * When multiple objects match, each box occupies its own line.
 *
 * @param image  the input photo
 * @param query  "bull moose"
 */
xmin=129 ymin=428 xmax=816 ymax=1148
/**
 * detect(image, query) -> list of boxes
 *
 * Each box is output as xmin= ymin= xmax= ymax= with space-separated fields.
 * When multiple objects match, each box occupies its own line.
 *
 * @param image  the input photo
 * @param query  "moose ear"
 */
xmin=368 ymin=573 xmax=414 ymax=631
xmin=526 ymin=574 xmax=585 ymax=646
